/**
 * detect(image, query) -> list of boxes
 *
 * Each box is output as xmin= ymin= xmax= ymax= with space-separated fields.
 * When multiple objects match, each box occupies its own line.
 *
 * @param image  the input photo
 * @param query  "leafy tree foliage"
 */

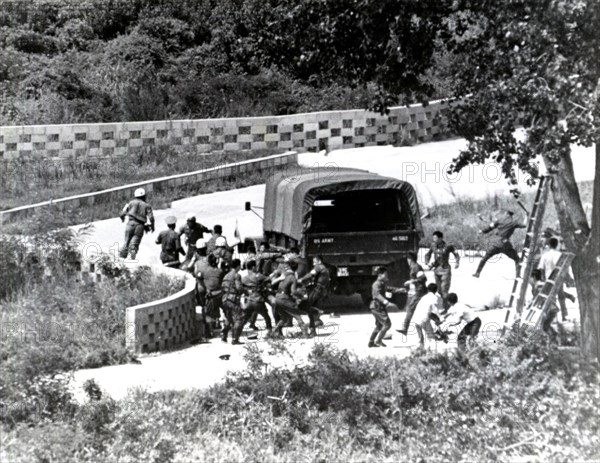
xmin=0 ymin=0 xmax=386 ymax=125
xmin=441 ymin=0 xmax=599 ymax=360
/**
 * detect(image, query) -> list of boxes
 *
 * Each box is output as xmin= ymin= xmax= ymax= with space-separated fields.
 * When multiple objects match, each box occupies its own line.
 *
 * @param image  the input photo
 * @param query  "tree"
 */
xmin=259 ymin=0 xmax=599 ymax=360
xmin=444 ymin=0 xmax=599 ymax=361
xmin=259 ymin=0 xmax=454 ymax=112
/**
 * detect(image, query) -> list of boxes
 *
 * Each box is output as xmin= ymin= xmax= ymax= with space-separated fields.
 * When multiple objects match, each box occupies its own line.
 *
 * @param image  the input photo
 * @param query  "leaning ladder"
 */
xmin=509 ymin=175 xmax=552 ymax=312
xmin=501 ymin=176 xmax=552 ymax=334
xmin=520 ymin=252 xmax=575 ymax=330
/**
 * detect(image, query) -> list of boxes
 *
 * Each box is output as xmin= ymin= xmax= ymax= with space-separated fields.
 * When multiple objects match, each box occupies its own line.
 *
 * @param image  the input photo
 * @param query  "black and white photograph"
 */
xmin=0 ymin=0 xmax=598 ymax=461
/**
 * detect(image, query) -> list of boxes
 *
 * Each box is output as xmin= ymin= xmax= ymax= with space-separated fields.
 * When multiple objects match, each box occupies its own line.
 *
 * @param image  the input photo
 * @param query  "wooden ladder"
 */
xmin=520 ymin=252 xmax=575 ymax=330
xmin=501 ymin=176 xmax=552 ymax=333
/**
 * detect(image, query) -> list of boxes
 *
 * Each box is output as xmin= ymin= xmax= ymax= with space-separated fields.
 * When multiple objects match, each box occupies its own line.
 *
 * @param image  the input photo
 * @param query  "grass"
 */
xmin=1 ymin=159 xmax=297 ymax=235
xmin=420 ymin=180 xmax=595 ymax=252
xmin=0 ymin=233 xmax=185 ymax=425
xmin=0 ymin=334 xmax=598 ymax=462
xmin=0 ymin=146 xmax=288 ymax=211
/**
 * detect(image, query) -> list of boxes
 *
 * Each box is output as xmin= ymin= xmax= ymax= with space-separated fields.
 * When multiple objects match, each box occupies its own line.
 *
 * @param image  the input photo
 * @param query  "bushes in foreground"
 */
xmin=2 ymin=332 xmax=598 ymax=462
xmin=0 ymin=235 xmax=184 ymax=425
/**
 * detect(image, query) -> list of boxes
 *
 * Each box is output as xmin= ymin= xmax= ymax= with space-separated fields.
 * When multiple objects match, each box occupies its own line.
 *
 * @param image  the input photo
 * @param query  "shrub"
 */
xmin=0 ymin=235 xmax=184 ymax=426
xmin=1 ymin=333 xmax=598 ymax=461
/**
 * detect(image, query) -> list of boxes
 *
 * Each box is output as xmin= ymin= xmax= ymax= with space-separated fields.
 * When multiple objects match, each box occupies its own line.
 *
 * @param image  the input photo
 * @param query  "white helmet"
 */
xmin=134 ymin=187 xmax=146 ymax=198
xmin=215 ymin=236 xmax=227 ymax=247
xmin=195 ymin=238 xmax=207 ymax=249
xmin=186 ymin=212 xmax=196 ymax=221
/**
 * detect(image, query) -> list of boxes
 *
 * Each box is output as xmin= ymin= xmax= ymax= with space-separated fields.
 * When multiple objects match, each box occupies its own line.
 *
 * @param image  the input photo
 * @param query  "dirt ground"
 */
xmin=70 ymin=140 xmax=592 ymax=401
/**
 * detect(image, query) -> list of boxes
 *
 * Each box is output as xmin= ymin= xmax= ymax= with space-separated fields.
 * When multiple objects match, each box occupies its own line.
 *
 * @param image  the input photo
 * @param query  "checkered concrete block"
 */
xmin=126 ymin=266 xmax=196 ymax=354
xmin=0 ymin=101 xmax=451 ymax=159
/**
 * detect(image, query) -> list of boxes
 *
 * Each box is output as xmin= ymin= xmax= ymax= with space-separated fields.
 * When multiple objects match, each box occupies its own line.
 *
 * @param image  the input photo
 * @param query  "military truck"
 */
xmin=248 ymin=167 xmax=424 ymax=306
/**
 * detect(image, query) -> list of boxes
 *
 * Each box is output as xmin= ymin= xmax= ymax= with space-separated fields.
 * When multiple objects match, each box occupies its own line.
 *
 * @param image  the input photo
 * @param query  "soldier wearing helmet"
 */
xmin=206 ymin=224 xmax=228 ymax=254
xmin=155 ymin=216 xmax=185 ymax=267
xmin=212 ymin=235 xmax=233 ymax=269
xmin=119 ymin=187 xmax=154 ymax=260
xmin=178 ymin=213 xmax=211 ymax=262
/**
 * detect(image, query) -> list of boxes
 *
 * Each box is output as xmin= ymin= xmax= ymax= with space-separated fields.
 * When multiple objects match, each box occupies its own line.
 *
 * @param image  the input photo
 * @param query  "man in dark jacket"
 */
xmin=221 ymin=259 xmax=245 ymax=344
xmin=368 ymin=267 xmax=403 ymax=347
xmin=241 ymin=260 xmax=273 ymax=331
xmin=155 ymin=216 xmax=185 ymax=267
xmin=473 ymin=209 xmax=526 ymax=278
xmin=298 ymin=255 xmax=330 ymax=333
xmin=272 ymin=260 xmax=310 ymax=338
xmin=179 ymin=213 xmax=210 ymax=262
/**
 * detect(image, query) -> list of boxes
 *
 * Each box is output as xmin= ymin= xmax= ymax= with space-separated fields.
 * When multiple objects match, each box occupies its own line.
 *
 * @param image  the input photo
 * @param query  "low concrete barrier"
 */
xmin=0 ymin=101 xmax=450 ymax=160
xmin=126 ymin=265 xmax=197 ymax=354
xmin=0 ymin=151 xmax=298 ymax=224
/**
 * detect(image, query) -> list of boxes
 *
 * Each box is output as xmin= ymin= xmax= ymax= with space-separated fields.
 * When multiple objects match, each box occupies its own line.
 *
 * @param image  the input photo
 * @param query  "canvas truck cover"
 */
xmin=263 ymin=168 xmax=423 ymax=242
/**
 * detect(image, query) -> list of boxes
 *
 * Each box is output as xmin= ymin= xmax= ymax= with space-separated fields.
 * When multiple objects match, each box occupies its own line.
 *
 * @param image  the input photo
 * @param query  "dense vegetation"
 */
xmin=0 ymin=231 xmax=184 ymax=424
xmin=0 ymin=0 xmax=405 ymax=125
xmin=1 ymin=339 xmax=598 ymax=462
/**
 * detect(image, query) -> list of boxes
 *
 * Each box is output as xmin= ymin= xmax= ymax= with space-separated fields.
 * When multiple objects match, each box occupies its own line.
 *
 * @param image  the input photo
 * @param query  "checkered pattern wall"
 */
xmin=126 ymin=267 xmax=197 ymax=354
xmin=0 ymin=102 xmax=450 ymax=160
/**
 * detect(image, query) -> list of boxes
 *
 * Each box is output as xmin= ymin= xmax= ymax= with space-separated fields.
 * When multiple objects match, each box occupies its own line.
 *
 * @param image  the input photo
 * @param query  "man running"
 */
xmin=119 ymin=187 xmax=154 ymax=260
xmin=473 ymin=209 xmax=526 ymax=278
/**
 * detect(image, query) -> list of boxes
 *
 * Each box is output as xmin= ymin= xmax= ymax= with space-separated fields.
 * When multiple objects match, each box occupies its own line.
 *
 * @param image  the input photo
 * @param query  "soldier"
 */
xmin=257 ymin=241 xmax=284 ymax=276
xmin=368 ymin=267 xmax=403 ymax=348
xmin=206 ymin=224 xmax=228 ymax=254
xmin=473 ymin=209 xmax=526 ymax=278
xmin=190 ymin=239 xmax=210 ymax=340
xmin=179 ymin=213 xmax=210 ymax=262
xmin=396 ymin=251 xmax=427 ymax=335
xmin=298 ymin=255 xmax=330 ymax=332
xmin=201 ymin=254 xmax=224 ymax=335
xmin=272 ymin=259 xmax=311 ymax=338
xmin=424 ymin=231 xmax=460 ymax=310
xmin=155 ymin=216 xmax=185 ymax=268
xmin=241 ymin=260 xmax=273 ymax=332
xmin=186 ymin=238 xmax=209 ymax=273
xmin=221 ymin=259 xmax=245 ymax=344
xmin=213 ymin=236 xmax=233 ymax=269
xmin=119 ymin=187 xmax=154 ymax=260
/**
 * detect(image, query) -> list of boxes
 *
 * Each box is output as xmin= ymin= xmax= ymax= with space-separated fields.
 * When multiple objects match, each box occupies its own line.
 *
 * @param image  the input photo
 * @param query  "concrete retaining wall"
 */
xmin=126 ymin=265 xmax=197 ymax=354
xmin=0 ymin=101 xmax=450 ymax=161
xmin=0 ymin=151 xmax=297 ymax=224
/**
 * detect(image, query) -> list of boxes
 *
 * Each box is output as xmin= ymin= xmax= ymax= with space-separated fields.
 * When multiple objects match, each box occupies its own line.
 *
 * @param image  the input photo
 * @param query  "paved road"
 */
xmin=71 ymin=139 xmax=590 ymax=400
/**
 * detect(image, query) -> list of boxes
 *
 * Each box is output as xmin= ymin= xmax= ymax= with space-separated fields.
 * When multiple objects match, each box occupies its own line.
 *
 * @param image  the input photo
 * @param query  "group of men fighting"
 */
xmin=120 ymin=189 xmax=571 ymax=349
xmin=368 ymin=208 xmax=573 ymax=349
xmin=119 ymin=188 xmax=330 ymax=344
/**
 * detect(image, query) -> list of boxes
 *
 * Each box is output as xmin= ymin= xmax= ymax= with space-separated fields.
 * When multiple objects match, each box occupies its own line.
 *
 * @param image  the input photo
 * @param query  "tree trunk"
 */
xmin=544 ymin=147 xmax=599 ymax=362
